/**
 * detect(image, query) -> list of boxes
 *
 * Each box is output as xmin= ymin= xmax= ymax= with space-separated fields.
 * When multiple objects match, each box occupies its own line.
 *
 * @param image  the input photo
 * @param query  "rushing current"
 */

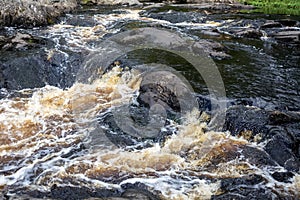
xmin=0 ymin=3 xmax=299 ymax=199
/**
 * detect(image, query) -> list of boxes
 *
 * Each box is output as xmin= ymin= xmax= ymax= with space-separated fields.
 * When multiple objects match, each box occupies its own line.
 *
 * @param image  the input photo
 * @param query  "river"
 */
xmin=0 ymin=3 xmax=299 ymax=199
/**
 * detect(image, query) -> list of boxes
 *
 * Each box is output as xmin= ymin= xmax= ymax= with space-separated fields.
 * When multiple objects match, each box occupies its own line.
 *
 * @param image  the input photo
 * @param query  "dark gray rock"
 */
xmin=223 ymin=105 xmax=300 ymax=172
xmin=212 ymin=175 xmax=279 ymax=200
xmin=235 ymin=28 xmax=263 ymax=39
xmin=0 ymin=49 xmax=83 ymax=90
xmin=223 ymin=106 xmax=269 ymax=139
xmin=260 ymin=21 xmax=282 ymax=29
xmin=241 ymin=146 xmax=277 ymax=167
xmin=273 ymin=31 xmax=300 ymax=43
xmin=7 ymin=183 xmax=160 ymax=199
xmin=79 ymin=0 xmax=140 ymax=5
xmin=277 ymin=19 xmax=298 ymax=27
xmin=271 ymin=171 xmax=294 ymax=183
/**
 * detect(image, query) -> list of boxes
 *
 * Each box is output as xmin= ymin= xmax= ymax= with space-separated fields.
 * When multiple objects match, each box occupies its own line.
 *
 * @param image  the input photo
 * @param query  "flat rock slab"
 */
xmin=273 ymin=31 xmax=300 ymax=42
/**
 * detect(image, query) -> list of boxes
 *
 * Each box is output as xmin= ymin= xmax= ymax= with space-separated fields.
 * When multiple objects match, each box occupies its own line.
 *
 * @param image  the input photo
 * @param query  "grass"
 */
xmin=239 ymin=0 xmax=300 ymax=15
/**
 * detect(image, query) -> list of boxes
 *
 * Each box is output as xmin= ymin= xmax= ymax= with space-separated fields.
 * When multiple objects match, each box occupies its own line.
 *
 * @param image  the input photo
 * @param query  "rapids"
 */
xmin=0 ymin=3 xmax=299 ymax=200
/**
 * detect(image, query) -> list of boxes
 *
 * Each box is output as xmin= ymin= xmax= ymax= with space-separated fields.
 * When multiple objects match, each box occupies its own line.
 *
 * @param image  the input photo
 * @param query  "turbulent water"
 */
xmin=0 ymin=4 xmax=300 ymax=199
xmin=1 ymin=65 xmax=298 ymax=199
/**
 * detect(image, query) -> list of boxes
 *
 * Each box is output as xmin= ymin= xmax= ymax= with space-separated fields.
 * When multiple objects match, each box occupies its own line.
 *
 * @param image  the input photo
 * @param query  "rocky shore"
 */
xmin=0 ymin=0 xmax=141 ymax=27
xmin=0 ymin=0 xmax=239 ymax=27
xmin=0 ymin=0 xmax=77 ymax=27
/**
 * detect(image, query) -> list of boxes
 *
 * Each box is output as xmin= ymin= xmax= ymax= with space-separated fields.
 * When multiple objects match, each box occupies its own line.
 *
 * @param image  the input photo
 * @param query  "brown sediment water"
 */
xmin=0 ymin=4 xmax=299 ymax=200
xmin=0 ymin=66 xmax=299 ymax=199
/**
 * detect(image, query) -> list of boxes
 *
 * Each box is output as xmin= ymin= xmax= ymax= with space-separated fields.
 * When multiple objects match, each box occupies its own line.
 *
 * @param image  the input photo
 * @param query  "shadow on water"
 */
xmin=116 ymin=48 xmax=209 ymax=95
xmin=215 ymin=38 xmax=300 ymax=110
xmin=112 ymin=39 xmax=300 ymax=111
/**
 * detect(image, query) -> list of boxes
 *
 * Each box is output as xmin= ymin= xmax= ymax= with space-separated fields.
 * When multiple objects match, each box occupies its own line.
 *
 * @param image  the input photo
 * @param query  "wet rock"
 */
xmin=273 ymin=31 xmax=300 ymax=43
xmin=143 ymin=10 xmax=205 ymax=24
xmin=196 ymin=40 xmax=231 ymax=60
xmin=79 ymin=0 xmax=140 ymax=5
xmin=98 ymin=104 xmax=177 ymax=148
xmin=138 ymin=83 xmax=181 ymax=113
xmin=212 ymin=175 xmax=280 ymax=199
xmin=200 ymin=30 xmax=221 ymax=37
xmin=0 ymin=0 xmax=77 ymax=28
xmin=260 ymin=21 xmax=282 ymax=29
xmin=235 ymin=28 xmax=263 ymax=39
xmin=223 ymin=106 xmax=269 ymax=139
xmin=241 ymin=146 xmax=277 ymax=167
xmin=0 ymin=32 xmax=49 ymax=50
xmin=271 ymin=171 xmax=295 ymax=183
xmin=277 ymin=19 xmax=298 ymax=27
xmin=9 ymin=185 xmax=122 ymax=199
xmin=223 ymin=105 xmax=300 ymax=172
xmin=121 ymin=189 xmax=160 ymax=200
xmin=264 ymin=132 xmax=299 ymax=171
xmin=0 ymin=50 xmax=82 ymax=90
xmin=121 ymin=182 xmax=161 ymax=200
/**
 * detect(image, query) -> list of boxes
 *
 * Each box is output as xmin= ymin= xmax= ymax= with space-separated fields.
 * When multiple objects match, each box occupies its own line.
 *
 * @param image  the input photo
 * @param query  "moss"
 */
xmin=47 ymin=17 xmax=55 ymax=24
xmin=239 ymin=0 xmax=300 ymax=15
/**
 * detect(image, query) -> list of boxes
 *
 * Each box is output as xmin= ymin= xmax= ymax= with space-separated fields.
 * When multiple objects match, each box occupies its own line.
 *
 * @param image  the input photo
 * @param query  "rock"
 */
xmin=273 ymin=31 xmax=300 ymax=43
xmin=265 ymin=131 xmax=299 ymax=171
xmin=260 ymin=21 xmax=282 ymax=29
xmin=121 ymin=188 xmax=160 ymax=200
xmin=200 ymin=30 xmax=221 ymax=37
xmin=0 ymin=32 xmax=47 ymax=50
xmin=277 ymin=19 xmax=298 ymax=27
xmin=8 ymin=185 xmax=122 ymax=199
xmin=235 ymin=28 xmax=263 ymax=39
xmin=271 ymin=172 xmax=295 ymax=183
xmin=196 ymin=40 xmax=231 ymax=60
xmin=1 ymin=50 xmax=82 ymax=90
xmin=7 ymin=183 xmax=160 ymax=199
xmin=241 ymin=146 xmax=277 ymax=167
xmin=223 ymin=105 xmax=300 ymax=172
xmin=121 ymin=182 xmax=161 ymax=199
xmin=79 ymin=0 xmax=140 ymax=5
xmin=0 ymin=0 xmax=77 ymax=28
xmin=223 ymin=106 xmax=269 ymax=139
xmin=212 ymin=174 xmax=286 ymax=199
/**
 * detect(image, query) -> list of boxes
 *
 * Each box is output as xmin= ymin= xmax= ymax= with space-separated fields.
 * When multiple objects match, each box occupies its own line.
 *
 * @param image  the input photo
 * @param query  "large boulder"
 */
xmin=223 ymin=105 xmax=300 ymax=172
xmin=0 ymin=0 xmax=77 ymax=27
xmin=0 ymin=48 xmax=83 ymax=91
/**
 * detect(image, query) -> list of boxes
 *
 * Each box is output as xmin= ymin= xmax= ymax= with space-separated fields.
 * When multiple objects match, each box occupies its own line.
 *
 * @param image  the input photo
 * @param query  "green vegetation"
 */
xmin=240 ymin=0 xmax=300 ymax=15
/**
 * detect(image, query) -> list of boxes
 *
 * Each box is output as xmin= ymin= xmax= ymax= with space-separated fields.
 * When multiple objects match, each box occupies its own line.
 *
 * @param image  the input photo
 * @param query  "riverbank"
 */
xmin=240 ymin=0 xmax=300 ymax=15
xmin=0 ymin=0 xmax=141 ymax=28
xmin=0 ymin=0 xmax=78 ymax=27
xmin=0 ymin=0 xmax=254 ymax=28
